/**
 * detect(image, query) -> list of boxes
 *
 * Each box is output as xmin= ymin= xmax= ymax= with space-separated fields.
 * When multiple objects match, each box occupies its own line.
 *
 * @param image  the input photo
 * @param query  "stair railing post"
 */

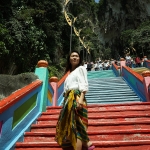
xmin=142 ymin=71 xmax=150 ymax=102
xmin=35 ymin=60 xmax=49 ymax=112
xmin=50 ymin=77 xmax=58 ymax=106
xmin=120 ymin=58 xmax=126 ymax=76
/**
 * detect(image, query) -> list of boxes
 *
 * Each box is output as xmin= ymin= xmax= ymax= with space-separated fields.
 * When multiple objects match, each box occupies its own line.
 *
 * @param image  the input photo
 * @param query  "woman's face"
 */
xmin=70 ymin=52 xmax=80 ymax=67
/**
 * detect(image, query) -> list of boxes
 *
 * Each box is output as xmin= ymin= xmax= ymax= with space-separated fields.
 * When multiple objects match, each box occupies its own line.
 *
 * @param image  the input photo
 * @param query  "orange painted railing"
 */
xmin=122 ymin=65 xmax=147 ymax=101
xmin=112 ymin=63 xmax=120 ymax=77
xmin=0 ymin=79 xmax=43 ymax=149
xmin=0 ymin=60 xmax=51 ymax=149
xmin=123 ymin=66 xmax=143 ymax=82
xmin=58 ymin=71 xmax=69 ymax=87
xmin=0 ymin=80 xmax=42 ymax=113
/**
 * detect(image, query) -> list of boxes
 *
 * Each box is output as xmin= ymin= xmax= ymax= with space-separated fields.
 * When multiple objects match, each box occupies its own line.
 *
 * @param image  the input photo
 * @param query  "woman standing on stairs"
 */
xmin=55 ymin=51 xmax=95 ymax=150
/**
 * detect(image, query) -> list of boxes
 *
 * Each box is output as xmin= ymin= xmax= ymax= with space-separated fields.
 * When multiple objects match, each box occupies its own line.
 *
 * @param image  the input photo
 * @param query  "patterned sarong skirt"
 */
xmin=55 ymin=90 xmax=89 ymax=150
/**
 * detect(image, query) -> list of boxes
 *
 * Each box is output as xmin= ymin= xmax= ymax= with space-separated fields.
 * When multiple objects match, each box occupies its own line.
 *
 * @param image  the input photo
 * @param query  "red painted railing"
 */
xmin=58 ymin=71 xmax=69 ymax=88
xmin=148 ymin=84 xmax=150 ymax=99
xmin=0 ymin=80 xmax=42 ymax=114
xmin=123 ymin=66 xmax=143 ymax=82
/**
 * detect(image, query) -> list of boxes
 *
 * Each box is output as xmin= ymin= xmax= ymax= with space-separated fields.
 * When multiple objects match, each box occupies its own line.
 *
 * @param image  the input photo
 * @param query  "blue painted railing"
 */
xmin=112 ymin=63 xmax=120 ymax=77
xmin=0 ymin=80 xmax=42 ymax=149
xmin=145 ymin=60 xmax=150 ymax=69
xmin=122 ymin=66 xmax=146 ymax=101
xmin=0 ymin=65 xmax=54 ymax=149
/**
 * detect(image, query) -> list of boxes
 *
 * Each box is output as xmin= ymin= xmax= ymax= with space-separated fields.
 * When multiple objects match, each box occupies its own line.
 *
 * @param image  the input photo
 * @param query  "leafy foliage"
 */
xmin=121 ymin=29 xmax=134 ymax=47
xmin=121 ymin=20 xmax=150 ymax=57
xmin=0 ymin=0 xmax=67 ymax=75
xmin=1 ymin=0 xmax=150 ymax=77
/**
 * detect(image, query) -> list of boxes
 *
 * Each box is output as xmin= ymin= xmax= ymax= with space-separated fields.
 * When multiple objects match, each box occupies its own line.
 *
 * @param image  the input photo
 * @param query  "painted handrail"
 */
xmin=112 ymin=63 xmax=120 ymax=77
xmin=45 ymin=71 xmax=69 ymax=106
xmin=0 ymin=80 xmax=42 ymax=150
xmin=122 ymin=66 xmax=143 ymax=82
xmin=47 ymin=81 xmax=54 ymax=106
xmin=35 ymin=61 xmax=49 ymax=112
xmin=145 ymin=60 xmax=150 ymax=69
xmin=0 ymin=80 xmax=42 ymax=113
xmin=122 ymin=66 xmax=146 ymax=101
xmin=57 ymin=72 xmax=69 ymax=106
xmin=0 ymin=60 xmax=55 ymax=149
xmin=49 ymin=77 xmax=58 ymax=106
xmin=143 ymin=76 xmax=150 ymax=102
xmin=148 ymin=84 xmax=150 ymax=99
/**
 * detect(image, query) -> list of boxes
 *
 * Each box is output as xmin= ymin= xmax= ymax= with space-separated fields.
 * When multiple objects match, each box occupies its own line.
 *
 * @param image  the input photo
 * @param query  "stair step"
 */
xmin=41 ymin=112 xmax=150 ymax=120
xmin=13 ymin=146 xmax=150 ymax=150
xmin=88 ymin=74 xmax=115 ymax=76
xmin=87 ymin=99 xmax=140 ymax=103
xmin=88 ymin=87 xmax=132 ymax=90
xmin=86 ymin=96 xmax=140 ymax=99
xmin=88 ymin=79 xmax=124 ymax=82
xmin=88 ymin=88 xmax=132 ymax=91
xmin=88 ymin=71 xmax=114 ymax=74
xmin=15 ymin=140 xmax=150 ymax=149
xmin=35 ymin=117 xmax=150 ymax=127
xmin=87 ymin=101 xmax=141 ymax=104
xmin=88 ymin=87 xmax=131 ymax=90
xmin=88 ymin=97 xmax=141 ymax=104
xmin=86 ymin=91 xmax=137 ymax=95
xmin=37 ymin=118 xmax=150 ymax=126
xmin=88 ymin=72 xmax=114 ymax=74
xmin=41 ymin=107 xmax=150 ymax=113
xmin=88 ymin=78 xmax=124 ymax=81
xmin=25 ymin=128 xmax=150 ymax=136
xmin=46 ymin=107 xmax=150 ymax=114
xmin=37 ymin=117 xmax=150 ymax=125
xmin=30 ymin=124 xmax=150 ymax=133
xmin=89 ymin=79 xmax=128 ymax=82
xmin=24 ymin=132 xmax=150 ymax=142
xmin=46 ymin=102 xmax=150 ymax=111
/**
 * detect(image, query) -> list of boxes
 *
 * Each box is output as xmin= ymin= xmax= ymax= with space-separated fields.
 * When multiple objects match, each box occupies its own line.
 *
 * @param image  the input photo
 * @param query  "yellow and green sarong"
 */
xmin=55 ymin=90 xmax=89 ymax=150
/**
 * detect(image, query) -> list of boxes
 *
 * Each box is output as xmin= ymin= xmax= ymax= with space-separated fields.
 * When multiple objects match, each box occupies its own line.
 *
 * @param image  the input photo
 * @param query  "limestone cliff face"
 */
xmin=97 ymin=0 xmax=150 ymax=54
xmin=62 ymin=0 xmax=150 ymax=58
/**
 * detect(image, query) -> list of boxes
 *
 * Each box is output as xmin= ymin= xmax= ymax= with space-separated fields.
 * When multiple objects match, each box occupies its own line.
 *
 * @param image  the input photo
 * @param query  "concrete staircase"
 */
xmin=86 ymin=70 xmax=141 ymax=104
xmin=15 ymin=102 xmax=150 ymax=150
xmin=86 ymin=77 xmax=141 ymax=104
xmin=87 ymin=70 xmax=116 ymax=79
xmin=15 ymin=70 xmax=149 ymax=150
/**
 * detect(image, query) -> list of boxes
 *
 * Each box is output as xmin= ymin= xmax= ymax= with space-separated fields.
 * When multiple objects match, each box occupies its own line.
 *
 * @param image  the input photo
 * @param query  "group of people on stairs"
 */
xmin=125 ymin=52 xmax=148 ymax=68
xmin=84 ymin=60 xmax=112 ymax=71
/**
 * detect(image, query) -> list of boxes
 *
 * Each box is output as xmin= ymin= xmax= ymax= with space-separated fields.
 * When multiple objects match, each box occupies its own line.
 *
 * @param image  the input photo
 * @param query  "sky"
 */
xmin=95 ymin=0 xmax=100 ymax=3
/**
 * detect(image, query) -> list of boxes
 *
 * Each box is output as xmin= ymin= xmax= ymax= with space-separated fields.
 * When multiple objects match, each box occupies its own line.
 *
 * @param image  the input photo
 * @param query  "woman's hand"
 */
xmin=76 ymin=92 xmax=85 ymax=109
xmin=76 ymin=102 xmax=83 ymax=109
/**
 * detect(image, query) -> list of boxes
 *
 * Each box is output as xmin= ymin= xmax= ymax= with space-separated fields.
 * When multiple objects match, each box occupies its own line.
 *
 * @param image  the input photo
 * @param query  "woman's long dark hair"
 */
xmin=65 ymin=51 xmax=83 ymax=73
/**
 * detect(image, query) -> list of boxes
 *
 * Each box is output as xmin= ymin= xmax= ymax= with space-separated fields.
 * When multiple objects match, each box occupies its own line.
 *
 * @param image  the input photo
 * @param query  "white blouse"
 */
xmin=126 ymin=56 xmax=131 ymax=60
xmin=64 ymin=66 xmax=88 ymax=93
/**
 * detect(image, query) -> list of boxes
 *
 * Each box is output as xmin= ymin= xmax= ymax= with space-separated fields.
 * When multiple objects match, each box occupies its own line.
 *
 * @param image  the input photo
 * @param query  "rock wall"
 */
xmin=62 ymin=0 xmax=150 ymax=59
xmin=97 ymin=0 xmax=150 ymax=54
